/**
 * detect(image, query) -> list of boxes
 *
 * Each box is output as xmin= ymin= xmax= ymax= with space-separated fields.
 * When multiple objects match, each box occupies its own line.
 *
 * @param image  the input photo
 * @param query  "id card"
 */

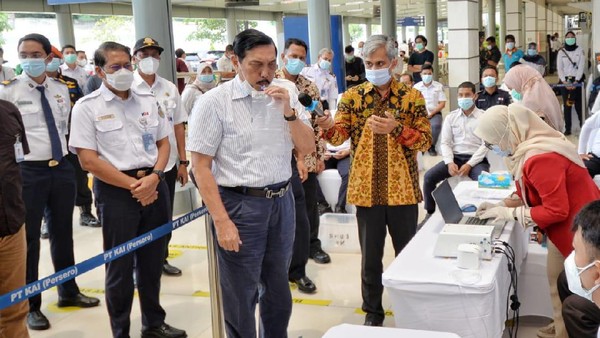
xmin=14 ymin=140 xmax=24 ymax=163
xmin=58 ymin=120 xmax=68 ymax=135
xmin=142 ymin=132 xmax=155 ymax=152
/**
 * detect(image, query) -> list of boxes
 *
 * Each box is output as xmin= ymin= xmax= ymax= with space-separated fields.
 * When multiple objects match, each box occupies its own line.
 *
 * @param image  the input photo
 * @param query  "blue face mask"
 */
xmin=458 ymin=98 xmax=474 ymax=111
xmin=20 ymin=58 xmax=47 ymax=78
xmin=511 ymin=89 xmax=523 ymax=102
xmin=285 ymin=58 xmax=306 ymax=75
xmin=527 ymin=49 xmax=537 ymax=56
xmin=199 ymin=74 xmax=214 ymax=83
xmin=319 ymin=59 xmax=331 ymax=71
xmin=64 ymin=53 xmax=77 ymax=65
xmin=482 ymin=76 xmax=496 ymax=88
xmin=416 ymin=43 xmax=424 ymax=51
xmin=46 ymin=58 xmax=61 ymax=72
xmin=365 ymin=67 xmax=391 ymax=86
xmin=491 ymin=145 xmax=512 ymax=157
xmin=422 ymin=74 xmax=433 ymax=84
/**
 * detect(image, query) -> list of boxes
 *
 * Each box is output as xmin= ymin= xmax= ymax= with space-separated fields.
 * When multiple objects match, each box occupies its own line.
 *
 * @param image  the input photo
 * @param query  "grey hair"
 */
xmin=363 ymin=35 xmax=396 ymax=61
xmin=318 ymin=48 xmax=334 ymax=57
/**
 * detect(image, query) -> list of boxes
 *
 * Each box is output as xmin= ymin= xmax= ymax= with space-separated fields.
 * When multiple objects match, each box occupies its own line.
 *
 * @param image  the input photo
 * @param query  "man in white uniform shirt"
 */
xmin=60 ymin=44 xmax=88 ymax=88
xmin=69 ymin=41 xmax=186 ymax=338
xmin=188 ymin=29 xmax=314 ymax=338
xmin=217 ymin=44 xmax=236 ymax=79
xmin=413 ymin=64 xmax=446 ymax=156
xmin=420 ymin=82 xmax=489 ymax=227
xmin=300 ymin=47 xmax=338 ymax=110
xmin=131 ymin=37 xmax=188 ymax=277
xmin=0 ymin=33 xmax=100 ymax=331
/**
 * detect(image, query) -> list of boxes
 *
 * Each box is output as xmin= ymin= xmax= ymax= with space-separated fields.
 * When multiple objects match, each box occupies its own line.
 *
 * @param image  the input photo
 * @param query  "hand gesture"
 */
xmin=447 ymin=163 xmax=459 ymax=176
xmin=457 ymin=164 xmax=472 ymax=177
xmin=264 ymin=86 xmax=292 ymax=113
xmin=130 ymin=175 xmax=160 ymax=206
xmin=368 ymin=112 xmax=399 ymax=134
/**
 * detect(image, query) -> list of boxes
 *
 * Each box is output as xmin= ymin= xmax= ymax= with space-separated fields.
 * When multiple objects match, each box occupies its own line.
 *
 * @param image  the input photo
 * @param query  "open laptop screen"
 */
xmin=432 ymin=179 xmax=464 ymax=224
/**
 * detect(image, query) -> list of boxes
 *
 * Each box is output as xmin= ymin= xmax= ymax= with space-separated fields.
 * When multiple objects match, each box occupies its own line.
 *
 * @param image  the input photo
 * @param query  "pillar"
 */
xmin=425 ymin=0 xmax=439 ymax=79
xmin=274 ymin=12 xmax=284 ymax=66
xmin=55 ymin=5 xmax=75 ymax=47
xmin=401 ymin=26 xmax=407 ymax=42
xmin=498 ymin=0 xmax=506 ymax=53
xmin=343 ymin=16 xmax=351 ymax=48
xmin=487 ymin=0 xmax=496 ymax=39
xmin=225 ymin=9 xmax=237 ymax=45
xmin=536 ymin=2 xmax=547 ymax=54
xmin=381 ymin=0 xmax=397 ymax=41
xmin=132 ymin=0 xmax=176 ymax=83
xmin=593 ymin=0 xmax=600 ymax=77
xmin=365 ymin=18 xmax=372 ymax=38
xmin=479 ymin=0 xmax=484 ymax=32
xmin=506 ymin=0 xmax=523 ymax=49
xmin=448 ymin=0 xmax=479 ymax=111
xmin=525 ymin=1 xmax=537 ymax=46
xmin=307 ymin=0 xmax=331 ymax=64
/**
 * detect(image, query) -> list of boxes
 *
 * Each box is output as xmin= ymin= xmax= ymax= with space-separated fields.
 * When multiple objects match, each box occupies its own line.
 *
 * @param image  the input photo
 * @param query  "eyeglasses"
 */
xmin=484 ymin=141 xmax=494 ymax=150
xmin=104 ymin=63 xmax=133 ymax=72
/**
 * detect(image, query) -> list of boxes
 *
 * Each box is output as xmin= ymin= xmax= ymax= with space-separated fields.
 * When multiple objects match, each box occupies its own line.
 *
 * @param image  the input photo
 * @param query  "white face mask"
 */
xmin=564 ymin=251 xmax=600 ymax=303
xmin=105 ymin=68 xmax=134 ymax=92
xmin=138 ymin=56 xmax=160 ymax=75
xmin=77 ymin=59 xmax=87 ymax=67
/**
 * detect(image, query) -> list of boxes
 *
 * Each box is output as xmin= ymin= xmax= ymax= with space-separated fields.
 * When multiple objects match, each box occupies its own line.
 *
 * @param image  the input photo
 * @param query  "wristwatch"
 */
xmin=152 ymin=169 xmax=165 ymax=181
xmin=179 ymin=160 xmax=190 ymax=167
xmin=284 ymin=108 xmax=297 ymax=122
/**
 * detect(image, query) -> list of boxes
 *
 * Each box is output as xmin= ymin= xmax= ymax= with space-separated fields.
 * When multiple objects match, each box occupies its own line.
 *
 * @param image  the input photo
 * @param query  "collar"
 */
xmin=22 ymin=74 xmax=49 ymax=91
xmin=231 ymin=75 xmax=249 ymax=100
xmin=363 ymin=77 xmax=401 ymax=98
xmin=460 ymin=107 xmax=483 ymax=118
xmin=481 ymin=87 xmax=498 ymax=96
xmin=99 ymin=83 xmax=132 ymax=102
xmin=133 ymin=71 xmax=161 ymax=91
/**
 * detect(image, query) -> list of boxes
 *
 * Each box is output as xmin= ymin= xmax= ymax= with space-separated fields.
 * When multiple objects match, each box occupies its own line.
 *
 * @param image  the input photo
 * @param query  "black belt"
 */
xmin=122 ymin=167 xmax=153 ymax=179
xmin=22 ymin=158 xmax=63 ymax=167
xmin=221 ymin=182 xmax=290 ymax=199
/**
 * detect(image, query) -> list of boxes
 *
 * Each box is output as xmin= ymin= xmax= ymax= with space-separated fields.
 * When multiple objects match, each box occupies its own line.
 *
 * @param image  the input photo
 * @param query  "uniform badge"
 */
xmin=156 ymin=102 xmax=165 ymax=118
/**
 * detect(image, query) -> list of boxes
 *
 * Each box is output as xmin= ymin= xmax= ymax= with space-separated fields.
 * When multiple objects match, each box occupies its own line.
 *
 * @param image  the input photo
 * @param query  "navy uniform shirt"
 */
xmin=476 ymin=88 xmax=512 ymax=111
xmin=0 ymin=99 xmax=29 ymax=236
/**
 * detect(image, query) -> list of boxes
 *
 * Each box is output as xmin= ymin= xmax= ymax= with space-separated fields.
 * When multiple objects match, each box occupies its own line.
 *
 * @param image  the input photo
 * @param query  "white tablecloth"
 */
xmin=382 ymin=181 xmax=530 ymax=338
xmin=323 ymin=324 xmax=461 ymax=338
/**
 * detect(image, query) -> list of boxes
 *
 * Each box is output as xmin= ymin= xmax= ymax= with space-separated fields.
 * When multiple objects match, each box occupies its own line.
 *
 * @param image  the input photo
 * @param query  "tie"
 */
xmin=36 ymin=86 xmax=63 ymax=161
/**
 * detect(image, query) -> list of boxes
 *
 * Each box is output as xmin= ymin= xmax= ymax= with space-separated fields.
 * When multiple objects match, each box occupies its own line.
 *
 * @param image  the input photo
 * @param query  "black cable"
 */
xmin=493 ymin=243 xmax=520 ymax=338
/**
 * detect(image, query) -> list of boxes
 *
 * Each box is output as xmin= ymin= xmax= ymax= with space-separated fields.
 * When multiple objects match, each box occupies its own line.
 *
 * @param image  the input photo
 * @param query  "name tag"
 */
xmin=14 ymin=136 xmax=24 ymax=163
xmin=96 ymin=114 xmax=116 ymax=121
xmin=16 ymin=100 xmax=33 ymax=106
xmin=142 ymin=132 xmax=155 ymax=152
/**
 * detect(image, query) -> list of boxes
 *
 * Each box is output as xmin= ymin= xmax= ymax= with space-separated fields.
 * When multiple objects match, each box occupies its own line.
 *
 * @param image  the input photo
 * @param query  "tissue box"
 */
xmin=478 ymin=171 xmax=512 ymax=189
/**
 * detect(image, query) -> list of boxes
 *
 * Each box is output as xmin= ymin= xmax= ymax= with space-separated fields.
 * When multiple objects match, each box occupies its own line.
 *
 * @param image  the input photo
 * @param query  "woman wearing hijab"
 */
xmin=475 ymin=104 xmax=600 ymax=338
xmin=504 ymin=64 xmax=565 ymax=132
xmin=181 ymin=62 xmax=216 ymax=116
xmin=557 ymin=31 xmax=585 ymax=135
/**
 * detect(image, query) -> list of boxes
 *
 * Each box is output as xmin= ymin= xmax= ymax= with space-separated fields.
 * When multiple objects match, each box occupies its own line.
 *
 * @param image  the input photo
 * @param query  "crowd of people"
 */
xmin=1 ymin=26 xmax=600 ymax=338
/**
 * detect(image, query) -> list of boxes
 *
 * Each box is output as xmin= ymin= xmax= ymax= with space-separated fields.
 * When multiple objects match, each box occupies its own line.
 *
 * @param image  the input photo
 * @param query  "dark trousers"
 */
xmin=94 ymin=178 xmax=169 ymax=338
xmin=66 ymin=152 xmax=93 ymax=207
xmin=356 ymin=205 xmax=418 ymax=320
xmin=423 ymin=155 xmax=490 ymax=214
xmin=216 ymin=184 xmax=295 ymax=338
xmin=288 ymin=163 xmax=310 ymax=280
xmin=323 ymin=156 xmax=351 ymax=210
xmin=429 ymin=114 xmax=442 ymax=151
xmin=303 ymin=173 xmax=322 ymax=255
xmin=21 ymin=160 xmax=79 ymax=311
xmin=558 ymin=270 xmax=600 ymax=338
xmin=583 ymin=154 xmax=600 ymax=178
xmin=561 ymin=86 xmax=583 ymax=132
xmin=163 ymin=164 xmax=177 ymax=262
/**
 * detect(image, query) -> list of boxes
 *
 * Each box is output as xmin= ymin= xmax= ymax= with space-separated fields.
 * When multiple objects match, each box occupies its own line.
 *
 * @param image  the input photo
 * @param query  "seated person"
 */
xmin=578 ymin=112 xmax=600 ymax=178
xmin=414 ymin=64 xmax=446 ymax=156
xmin=558 ymin=200 xmax=600 ymax=338
xmin=399 ymin=73 xmax=413 ymax=87
xmin=476 ymin=66 xmax=511 ymax=110
xmin=317 ymin=139 xmax=351 ymax=214
xmin=420 ymin=82 xmax=489 ymax=227
xmin=520 ymin=42 xmax=547 ymax=76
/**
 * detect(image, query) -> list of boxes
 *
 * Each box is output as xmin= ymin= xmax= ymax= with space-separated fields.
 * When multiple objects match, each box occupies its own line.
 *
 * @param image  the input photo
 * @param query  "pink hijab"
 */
xmin=503 ymin=64 xmax=565 ymax=133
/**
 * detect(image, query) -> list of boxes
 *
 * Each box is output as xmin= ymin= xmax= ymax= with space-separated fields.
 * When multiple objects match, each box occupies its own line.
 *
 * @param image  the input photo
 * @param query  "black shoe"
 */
xmin=334 ymin=206 xmax=347 ymax=213
xmin=565 ymin=130 xmax=572 ymax=136
xmin=364 ymin=313 xmax=384 ymax=326
xmin=310 ymin=249 xmax=331 ymax=264
xmin=57 ymin=293 xmax=100 ymax=308
xmin=40 ymin=222 xmax=49 ymax=239
xmin=79 ymin=206 xmax=100 ymax=227
xmin=141 ymin=323 xmax=187 ymax=338
xmin=428 ymin=149 xmax=438 ymax=156
xmin=290 ymin=276 xmax=317 ymax=294
xmin=318 ymin=203 xmax=333 ymax=215
xmin=27 ymin=310 xmax=50 ymax=330
xmin=417 ymin=213 xmax=433 ymax=231
xmin=163 ymin=261 xmax=182 ymax=276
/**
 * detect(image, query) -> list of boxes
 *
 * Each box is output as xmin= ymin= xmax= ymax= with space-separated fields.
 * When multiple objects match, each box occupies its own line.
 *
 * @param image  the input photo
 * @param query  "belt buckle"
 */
xmin=48 ymin=160 xmax=59 ymax=167
xmin=265 ymin=186 xmax=286 ymax=199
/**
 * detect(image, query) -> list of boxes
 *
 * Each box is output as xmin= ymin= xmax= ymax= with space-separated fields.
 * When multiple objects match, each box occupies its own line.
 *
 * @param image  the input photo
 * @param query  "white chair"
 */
xmin=317 ymin=169 xmax=342 ymax=209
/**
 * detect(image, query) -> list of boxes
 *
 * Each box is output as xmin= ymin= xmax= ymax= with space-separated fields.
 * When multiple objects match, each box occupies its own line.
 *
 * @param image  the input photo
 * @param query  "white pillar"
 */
xmin=55 ymin=5 xmax=75 ymax=47
xmin=498 ymin=0 xmax=506 ymax=52
xmin=274 ymin=12 xmax=284 ymax=66
xmin=226 ymin=9 xmax=237 ymax=45
xmin=506 ymin=0 xmax=523 ymax=49
xmin=487 ymin=0 xmax=496 ymax=39
xmin=401 ymin=26 xmax=407 ymax=42
xmin=307 ymin=0 xmax=331 ymax=63
xmin=343 ymin=16 xmax=351 ymax=48
xmin=381 ymin=0 xmax=397 ymax=41
xmin=425 ymin=0 xmax=439 ymax=79
xmin=365 ymin=18 xmax=372 ymax=38
xmin=536 ymin=3 xmax=546 ymax=53
xmin=447 ymin=0 xmax=479 ymax=110
xmin=593 ymin=0 xmax=600 ymax=66
xmin=525 ymin=1 xmax=536 ymax=46
xmin=479 ymin=0 xmax=484 ymax=32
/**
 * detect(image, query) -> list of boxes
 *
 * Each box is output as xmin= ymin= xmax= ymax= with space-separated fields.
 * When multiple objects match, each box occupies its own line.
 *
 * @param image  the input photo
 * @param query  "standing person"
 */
xmin=356 ymin=41 xmax=365 ymax=58
xmin=413 ymin=64 xmax=446 ymax=156
xmin=131 ymin=37 xmax=188 ymax=277
xmin=557 ymin=31 xmax=585 ymax=136
xmin=69 ymin=41 xmax=186 ymax=338
xmin=0 ymin=47 xmax=15 ymax=82
xmin=188 ymin=29 xmax=315 ymax=337
xmin=476 ymin=66 xmax=511 ymax=110
xmin=60 ymin=44 xmax=89 ymax=89
xmin=344 ymin=45 xmax=365 ymax=88
xmin=301 ymin=48 xmax=339 ymax=110
xmin=181 ymin=62 xmax=216 ymax=116
xmin=504 ymin=64 xmax=565 ymax=132
xmin=316 ymin=34 xmax=431 ymax=327
xmin=577 ymin=111 xmax=600 ymax=178
xmin=475 ymin=104 xmax=600 ymax=338
xmin=0 ymin=99 xmax=30 ymax=338
xmin=480 ymin=36 xmax=501 ymax=74
xmin=502 ymin=34 xmax=524 ymax=73
xmin=76 ymin=50 xmax=91 ymax=74
xmin=174 ymin=48 xmax=189 ymax=94
xmin=420 ymin=82 xmax=489 ymax=227
xmin=0 ymin=33 xmax=100 ymax=331
xmin=217 ymin=44 xmax=236 ymax=79
xmin=407 ymin=35 xmax=434 ymax=83
xmin=520 ymin=42 xmax=546 ymax=76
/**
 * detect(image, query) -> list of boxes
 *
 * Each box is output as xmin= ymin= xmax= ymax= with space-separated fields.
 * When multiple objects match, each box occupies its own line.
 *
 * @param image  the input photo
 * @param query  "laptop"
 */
xmin=432 ymin=179 xmax=507 ymax=238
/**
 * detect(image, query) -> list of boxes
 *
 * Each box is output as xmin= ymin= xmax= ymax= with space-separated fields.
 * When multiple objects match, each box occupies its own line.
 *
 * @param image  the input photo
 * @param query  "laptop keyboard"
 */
xmin=465 ymin=217 xmax=489 ymax=225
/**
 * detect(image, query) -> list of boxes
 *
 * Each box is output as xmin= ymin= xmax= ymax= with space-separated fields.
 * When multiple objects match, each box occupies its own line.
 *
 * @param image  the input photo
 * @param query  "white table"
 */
xmin=323 ymin=324 xmax=461 ymax=338
xmin=382 ymin=181 xmax=530 ymax=338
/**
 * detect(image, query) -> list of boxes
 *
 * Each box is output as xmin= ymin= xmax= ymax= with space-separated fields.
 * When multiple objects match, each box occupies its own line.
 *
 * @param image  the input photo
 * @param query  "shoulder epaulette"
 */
xmin=0 ymin=78 xmax=17 ymax=86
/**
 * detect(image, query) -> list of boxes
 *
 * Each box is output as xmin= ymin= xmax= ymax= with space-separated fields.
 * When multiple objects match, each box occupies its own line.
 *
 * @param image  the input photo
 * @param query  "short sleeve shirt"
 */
xmin=408 ymin=50 xmax=435 ymax=83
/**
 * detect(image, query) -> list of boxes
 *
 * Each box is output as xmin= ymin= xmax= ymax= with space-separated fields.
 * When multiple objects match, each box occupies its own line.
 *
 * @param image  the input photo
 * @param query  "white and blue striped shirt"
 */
xmin=187 ymin=75 xmax=309 ymax=187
